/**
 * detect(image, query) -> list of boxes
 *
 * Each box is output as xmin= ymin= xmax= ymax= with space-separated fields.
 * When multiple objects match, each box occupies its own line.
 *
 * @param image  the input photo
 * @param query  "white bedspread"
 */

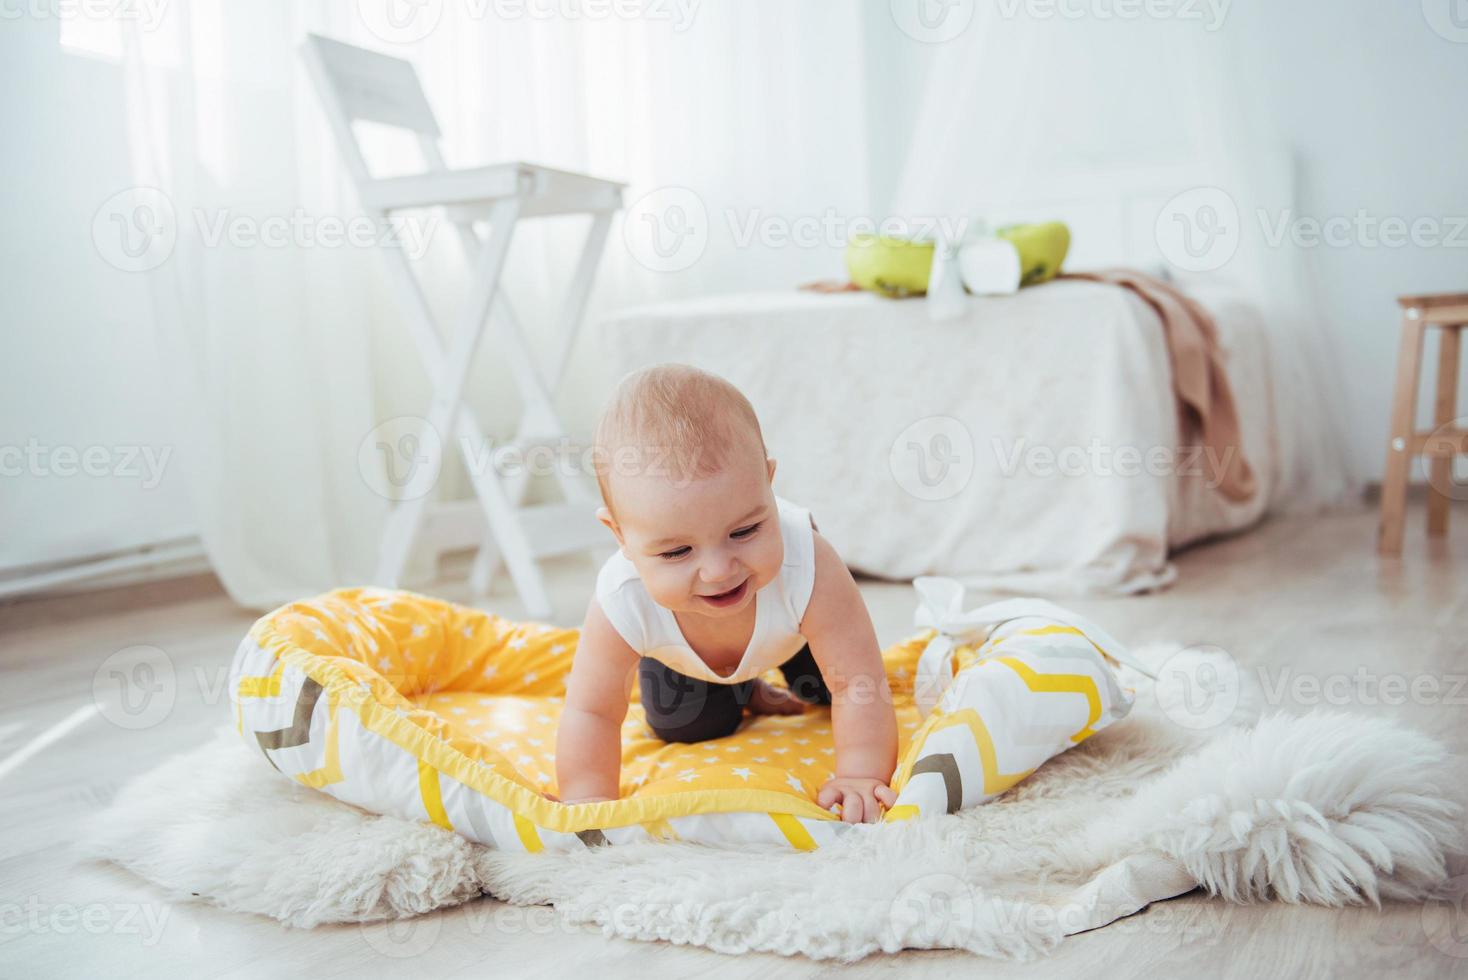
xmin=598 ymin=281 xmax=1281 ymax=594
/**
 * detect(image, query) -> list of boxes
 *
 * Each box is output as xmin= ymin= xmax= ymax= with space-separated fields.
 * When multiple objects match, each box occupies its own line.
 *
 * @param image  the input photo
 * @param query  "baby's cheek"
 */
xmin=756 ymin=537 xmax=784 ymax=583
xmin=642 ymin=567 xmax=688 ymax=607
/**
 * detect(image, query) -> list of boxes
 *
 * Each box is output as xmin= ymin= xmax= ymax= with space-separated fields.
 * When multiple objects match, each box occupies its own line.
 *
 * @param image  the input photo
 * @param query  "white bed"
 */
xmin=598 ymin=279 xmax=1286 ymax=595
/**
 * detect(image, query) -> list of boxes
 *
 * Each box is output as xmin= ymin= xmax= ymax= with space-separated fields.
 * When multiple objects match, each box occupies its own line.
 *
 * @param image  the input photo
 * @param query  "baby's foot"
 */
xmin=748 ymin=678 xmax=807 ymax=716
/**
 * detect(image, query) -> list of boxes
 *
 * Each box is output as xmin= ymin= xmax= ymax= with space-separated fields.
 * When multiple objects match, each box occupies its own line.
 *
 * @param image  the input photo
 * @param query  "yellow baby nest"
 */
xmin=230 ymin=587 xmax=1134 ymax=852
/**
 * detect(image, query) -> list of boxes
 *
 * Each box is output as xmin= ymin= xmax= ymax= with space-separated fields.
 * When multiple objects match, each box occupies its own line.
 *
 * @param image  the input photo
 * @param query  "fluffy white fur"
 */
xmin=76 ymin=647 xmax=1463 ymax=960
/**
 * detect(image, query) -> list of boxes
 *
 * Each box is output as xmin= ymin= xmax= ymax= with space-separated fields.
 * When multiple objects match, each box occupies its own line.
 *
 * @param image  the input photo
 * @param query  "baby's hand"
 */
xmin=817 ymin=776 xmax=897 ymax=824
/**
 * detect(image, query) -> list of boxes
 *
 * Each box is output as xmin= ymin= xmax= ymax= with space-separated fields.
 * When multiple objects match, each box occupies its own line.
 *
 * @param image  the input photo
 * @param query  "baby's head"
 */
xmin=594 ymin=364 xmax=782 ymax=619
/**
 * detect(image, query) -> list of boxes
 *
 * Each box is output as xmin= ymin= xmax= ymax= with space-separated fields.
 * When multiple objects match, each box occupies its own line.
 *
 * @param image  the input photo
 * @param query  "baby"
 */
xmin=554 ymin=364 xmax=898 ymax=823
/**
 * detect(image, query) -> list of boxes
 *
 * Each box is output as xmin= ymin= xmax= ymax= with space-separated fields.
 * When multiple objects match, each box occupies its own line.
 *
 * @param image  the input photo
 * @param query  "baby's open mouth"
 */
xmin=699 ymin=578 xmax=748 ymax=608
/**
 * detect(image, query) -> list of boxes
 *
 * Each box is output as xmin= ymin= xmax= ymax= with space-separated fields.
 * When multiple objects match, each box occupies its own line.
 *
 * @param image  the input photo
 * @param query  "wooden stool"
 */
xmin=1379 ymin=292 xmax=1468 ymax=554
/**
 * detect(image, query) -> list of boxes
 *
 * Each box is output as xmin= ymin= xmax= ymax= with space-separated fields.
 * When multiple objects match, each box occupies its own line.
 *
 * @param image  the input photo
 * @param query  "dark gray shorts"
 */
xmin=638 ymin=643 xmax=832 ymax=743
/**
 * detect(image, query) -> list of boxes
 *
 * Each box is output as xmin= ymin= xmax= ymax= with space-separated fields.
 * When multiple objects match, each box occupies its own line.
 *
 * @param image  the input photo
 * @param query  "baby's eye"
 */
xmin=730 ymin=522 xmax=763 ymax=540
xmin=658 ymin=546 xmax=691 ymax=560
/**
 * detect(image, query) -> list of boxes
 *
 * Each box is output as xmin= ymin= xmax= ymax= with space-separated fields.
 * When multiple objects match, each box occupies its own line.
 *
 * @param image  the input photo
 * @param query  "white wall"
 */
xmin=1234 ymin=0 xmax=1468 ymax=481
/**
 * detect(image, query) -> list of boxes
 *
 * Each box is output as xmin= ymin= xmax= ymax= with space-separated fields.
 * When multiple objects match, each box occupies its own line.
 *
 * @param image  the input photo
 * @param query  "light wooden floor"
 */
xmin=2 ymin=501 xmax=1466 ymax=979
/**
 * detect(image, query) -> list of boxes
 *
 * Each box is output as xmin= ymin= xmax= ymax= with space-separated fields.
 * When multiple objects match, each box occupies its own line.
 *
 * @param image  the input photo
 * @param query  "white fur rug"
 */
xmin=77 ymin=654 xmax=1463 ymax=961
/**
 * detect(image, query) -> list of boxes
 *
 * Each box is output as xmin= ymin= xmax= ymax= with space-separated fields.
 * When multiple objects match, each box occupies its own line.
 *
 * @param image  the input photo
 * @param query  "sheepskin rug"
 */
xmin=77 ymin=650 xmax=1463 ymax=961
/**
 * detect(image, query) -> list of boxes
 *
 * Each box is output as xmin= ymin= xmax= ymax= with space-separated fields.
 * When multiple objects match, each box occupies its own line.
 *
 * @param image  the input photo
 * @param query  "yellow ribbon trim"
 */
xmin=418 ymin=760 xmax=454 ymax=831
xmin=641 ymin=818 xmax=679 ymax=841
xmin=769 ymin=813 xmax=818 ymax=851
xmin=513 ymin=814 xmax=544 ymax=852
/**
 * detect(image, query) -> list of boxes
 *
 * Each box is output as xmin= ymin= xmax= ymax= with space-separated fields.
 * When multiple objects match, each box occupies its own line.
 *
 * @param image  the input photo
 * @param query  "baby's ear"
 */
xmin=596 ymin=506 xmax=624 ymax=546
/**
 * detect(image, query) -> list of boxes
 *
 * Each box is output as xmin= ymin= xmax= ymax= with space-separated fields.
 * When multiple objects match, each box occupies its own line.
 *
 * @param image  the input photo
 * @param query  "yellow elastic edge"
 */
xmin=769 ymin=813 xmax=818 ymax=851
xmin=418 ymin=760 xmax=454 ymax=831
xmin=251 ymin=639 xmax=843 ymax=835
xmin=884 ymin=804 xmax=920 ymax=823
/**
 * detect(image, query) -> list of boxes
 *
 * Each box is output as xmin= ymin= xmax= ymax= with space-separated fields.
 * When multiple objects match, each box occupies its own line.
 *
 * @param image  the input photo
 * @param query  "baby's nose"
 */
xmin=699 ymin=552 xmax=740 ymax=583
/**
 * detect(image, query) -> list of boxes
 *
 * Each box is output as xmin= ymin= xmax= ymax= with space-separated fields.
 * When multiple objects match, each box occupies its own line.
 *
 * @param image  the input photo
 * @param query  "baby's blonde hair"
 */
xmin=594 ymin=364 xmax=768 ymax=510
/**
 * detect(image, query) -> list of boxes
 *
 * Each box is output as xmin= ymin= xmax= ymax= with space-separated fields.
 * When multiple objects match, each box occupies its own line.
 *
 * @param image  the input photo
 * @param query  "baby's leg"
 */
xmin=638 ymin=657 xmax=751 ymax=743
xmin=779 ymin=644 xmax=833 ymax=706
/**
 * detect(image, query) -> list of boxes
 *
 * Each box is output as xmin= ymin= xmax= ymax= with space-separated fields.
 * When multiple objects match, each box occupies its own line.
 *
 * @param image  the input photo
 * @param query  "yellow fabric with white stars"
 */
xmin=242 ymin=587 xmax=926 ymax=806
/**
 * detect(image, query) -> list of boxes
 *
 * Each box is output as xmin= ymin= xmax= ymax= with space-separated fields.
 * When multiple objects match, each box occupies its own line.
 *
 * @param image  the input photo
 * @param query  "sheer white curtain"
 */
xmin=115 ymin=0 xmax=872 ymax=609
xmin=892 ymin=9 xmax=1355 ymax=513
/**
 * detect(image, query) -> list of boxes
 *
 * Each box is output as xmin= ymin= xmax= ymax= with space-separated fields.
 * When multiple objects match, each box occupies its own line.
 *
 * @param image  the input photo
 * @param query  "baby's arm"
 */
xmin=554 ymin=597 xmax=640 ymax=804
xmin=800 ymin=531 xmax=898 ymax=823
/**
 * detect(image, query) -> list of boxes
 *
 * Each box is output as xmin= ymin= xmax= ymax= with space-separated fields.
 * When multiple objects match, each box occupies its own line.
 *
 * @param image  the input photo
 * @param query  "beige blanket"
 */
xmin=1061 ymin=269 xmax=1257 ymax=502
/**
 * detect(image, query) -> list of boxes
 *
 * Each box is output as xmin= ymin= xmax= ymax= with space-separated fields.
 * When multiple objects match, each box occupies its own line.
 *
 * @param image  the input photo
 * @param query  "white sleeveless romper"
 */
xmin=594 ymin=496 xmax=818 ymax=685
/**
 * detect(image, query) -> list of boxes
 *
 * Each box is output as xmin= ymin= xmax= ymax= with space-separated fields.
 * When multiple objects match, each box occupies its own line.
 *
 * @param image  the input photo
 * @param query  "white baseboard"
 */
xmin=0 ymin=537 xmax=211 ymax=600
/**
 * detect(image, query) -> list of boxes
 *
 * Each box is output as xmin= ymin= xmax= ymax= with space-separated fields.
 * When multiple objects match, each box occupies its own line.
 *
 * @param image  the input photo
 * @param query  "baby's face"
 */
xmin=600 ymin=450 xmax=783 ymax=620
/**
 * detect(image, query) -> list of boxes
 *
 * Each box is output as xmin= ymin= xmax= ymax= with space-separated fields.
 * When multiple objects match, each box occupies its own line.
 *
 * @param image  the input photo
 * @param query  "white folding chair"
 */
xmin=301 ymin=34 xmax=622 ymax=618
